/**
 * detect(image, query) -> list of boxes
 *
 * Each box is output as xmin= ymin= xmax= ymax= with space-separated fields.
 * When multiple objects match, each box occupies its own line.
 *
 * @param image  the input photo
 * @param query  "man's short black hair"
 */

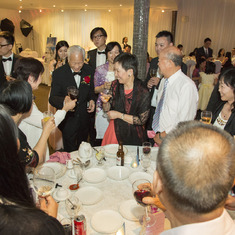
xmin=204 ymin=38 xmax=212 ymax=43
xmin=90 ymin=27 xmax=107 ymax=40
xmin=156 ymin=31 xmax=173 ymax=44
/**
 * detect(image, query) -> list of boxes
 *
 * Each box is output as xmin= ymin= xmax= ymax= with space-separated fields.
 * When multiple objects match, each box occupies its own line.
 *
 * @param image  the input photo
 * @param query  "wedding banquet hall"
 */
xmin=0 ymin=0 xmax=235 ymax=234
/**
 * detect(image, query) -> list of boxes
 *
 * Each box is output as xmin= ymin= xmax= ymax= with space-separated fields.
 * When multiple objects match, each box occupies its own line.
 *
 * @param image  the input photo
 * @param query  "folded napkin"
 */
xmin=47 ymin=152 xmax=71 ymax=164
xmin=147 ymin=130 xmax=159 ymax=147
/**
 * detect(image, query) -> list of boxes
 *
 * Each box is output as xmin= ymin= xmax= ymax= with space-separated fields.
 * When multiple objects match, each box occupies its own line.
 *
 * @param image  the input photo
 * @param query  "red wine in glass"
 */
xmin=69 ymin=93 xmax=78 ymax=100
xmin=134 ymin=189 xmax=152 ymax=207
xmin=143 ymin=147 xmax=151 ymax=155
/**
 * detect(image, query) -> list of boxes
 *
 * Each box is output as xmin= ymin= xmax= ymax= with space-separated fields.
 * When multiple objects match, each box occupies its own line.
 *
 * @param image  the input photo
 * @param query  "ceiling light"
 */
xmin=39 ymin=9 xmax=42 ymax=13
xmin=53 ymin=5 xmax=56 ymax=8
xmin=61 ymin=9 xmax=64 ymax=12
xmin=108 ymin=9 xmax=111 ymax=12
xmin=120 ymin=4 xmax=122 ymax=7
xmin=19 ymin=0 xmax=22 ymax=2
xmin=84 ymin=9 xmax=87 ymax=12
xmin=85 ymin=4 xmax=87 ymax=7
xmin=19 ymin=10 xmax=21 ymax=13
xmin=162 ymin=9 xmax=165 ymax=12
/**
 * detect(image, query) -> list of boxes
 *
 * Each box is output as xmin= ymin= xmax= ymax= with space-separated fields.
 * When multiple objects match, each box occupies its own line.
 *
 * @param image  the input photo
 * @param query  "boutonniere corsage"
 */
xmin=81 ymin=75 xmax=91 ymax=85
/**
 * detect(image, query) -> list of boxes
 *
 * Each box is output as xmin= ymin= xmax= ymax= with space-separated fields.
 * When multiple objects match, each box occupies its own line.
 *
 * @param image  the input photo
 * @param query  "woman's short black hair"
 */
xmin=55 ymin=40 xmax=69 ymax=61
xmin=114 ymin=53 xmax=138 ymax=78
xmin=196 ymin=57 xmax=206 ymax=69
xmin=105 ymin=41 xmax=122 ymax=57
xmin=0 ymin=80 xmax=32 ymax=116
xmin=0 ymin=204 xmax=65 ymax=235
xmin=205 ymin=61 xmax=216 ymax=74
xmin=14 ymin=57 xmax=44 ymax=82
xmin=122 ymin=37 xmax=128 ymax=44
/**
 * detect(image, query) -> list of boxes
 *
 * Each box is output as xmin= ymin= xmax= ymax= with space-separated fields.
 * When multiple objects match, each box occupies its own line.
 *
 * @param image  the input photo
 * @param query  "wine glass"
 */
xmin=150 ymin=68 xmax=157 ymax=78
xmin=141 ymin=154 xmax=151 ymax=172
xmin=69 ymin=163 xmax=84 ymax=190
xmin=132 ymin=179 xmax=156 ymax=227
xmin=67 ymin=86 xmax=79 ymax=112
xmin=33 ymin=165 xmax=56 ymax=197
xmin=142 ymin=142 xmax=151 ymax=156
xmin=102 ymin=89 xmax=112 ymax=118
xmin=95 ymin=147 xmax=105 ymax=166
xmin=65 ymin=195 xmax=82 ymax=218
xmin=201 ymin=110 xmax=212 ymax=124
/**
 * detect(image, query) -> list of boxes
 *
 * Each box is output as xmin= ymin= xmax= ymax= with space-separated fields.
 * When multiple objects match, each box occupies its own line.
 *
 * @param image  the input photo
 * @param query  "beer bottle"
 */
xmin=116 ymin=141 xmax=124 ymax=166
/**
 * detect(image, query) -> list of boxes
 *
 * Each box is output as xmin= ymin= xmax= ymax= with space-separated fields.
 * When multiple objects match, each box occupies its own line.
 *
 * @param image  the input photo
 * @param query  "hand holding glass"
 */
xmin=67 ymin=86 xmax=78 ymax=111
xmin=43 ymin=111 xmax=54 ymax=122
xmin=132 ymin=179 xmax=156 ymax=227
xmin=33 ymin=166 xmax=56 ymax=197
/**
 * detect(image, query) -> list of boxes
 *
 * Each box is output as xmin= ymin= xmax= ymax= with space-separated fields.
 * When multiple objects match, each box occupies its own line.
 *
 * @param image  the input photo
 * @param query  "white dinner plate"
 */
xmin=43 ymin=162 xmax=66 ymax=179
xmin=107 ymin=166 xmax=130 ymax=181
xmin=76 ymin=186 xmax=103 ymax=205
xmin=53 ymin=188 xmax=70 ymax=201
xmin=119 ymin=199 xmax=145 ymax=221
xmin=103 ymin=144 xmax=128 ymax=158
xmin=129 ymin=172 xmax=152 ymax=185
xmin=91 ymin=210 xmax=124 ymax=234
xmin=83 ymin=168 xmax=106 ymax=183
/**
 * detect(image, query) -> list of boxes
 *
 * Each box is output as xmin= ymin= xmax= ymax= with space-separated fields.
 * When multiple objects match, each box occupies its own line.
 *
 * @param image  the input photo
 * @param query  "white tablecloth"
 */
xmin=54 ymin=145 xmax=170 ymax=234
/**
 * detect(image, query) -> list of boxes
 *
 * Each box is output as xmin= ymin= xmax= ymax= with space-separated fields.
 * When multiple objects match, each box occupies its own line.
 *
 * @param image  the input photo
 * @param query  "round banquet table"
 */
xmin=52 ymin=145 xmax=171 ymax=234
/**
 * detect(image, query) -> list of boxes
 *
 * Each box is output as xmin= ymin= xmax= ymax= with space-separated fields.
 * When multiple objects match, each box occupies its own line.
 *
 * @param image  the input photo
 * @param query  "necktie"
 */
xmin=2 ymin=57 xmax=12 ymax=62
xmin=205 ymin=49 xmax=208 ymax=56
xmin=97 ymin=51 xmax=106 ymax=55
xmin=73 ymin=71 xmax=81 ymax=76
xmin=152 ymin=79 xmax=169 ymax=133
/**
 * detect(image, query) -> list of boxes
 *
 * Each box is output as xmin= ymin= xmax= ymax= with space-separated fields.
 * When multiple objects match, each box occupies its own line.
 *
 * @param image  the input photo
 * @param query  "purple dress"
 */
xmin=94 ymin=62 xmax=109 ymax=113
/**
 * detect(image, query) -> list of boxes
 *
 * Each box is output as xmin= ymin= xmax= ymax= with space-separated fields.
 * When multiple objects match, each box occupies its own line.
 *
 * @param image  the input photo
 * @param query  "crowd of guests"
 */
xmin=0 ymin=27 xmax=235 ymax=233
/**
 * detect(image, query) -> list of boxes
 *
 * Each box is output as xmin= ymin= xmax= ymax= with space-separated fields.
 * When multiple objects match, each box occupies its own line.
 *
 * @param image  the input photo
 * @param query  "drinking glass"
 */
xmin=69 ymin=163 xmax=84 ymax=190
xmin=33 ymin=166 xmax=56 ymax=197
xmin=132 ymin=179 xmax=156 ymax=227
xmin=141 ymin=154 xmax=151 ymax=172
xmin=95 ymin=147 xmax=105 ymax=166
xmin=142 ymin=142 xmax=151 ymax=156
xmin=150 ymin=68 xmax=157 ymax=78
xmin=43 ymin=111 xmax=54 ymax=122
xmin=67 ymin=86 xmax=79 ymax=111
xmin=65 ymin=195 xmax=82 ymax=218
xmin=201 ymin=110 xmax=212 ymax=124
xmin=102 ymin=89 xmax=112 ymax=118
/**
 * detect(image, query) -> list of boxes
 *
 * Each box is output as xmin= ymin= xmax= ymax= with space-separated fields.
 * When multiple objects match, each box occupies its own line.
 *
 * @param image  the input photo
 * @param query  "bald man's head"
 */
xmin=161 ymin=46 xmax=182 ymax=67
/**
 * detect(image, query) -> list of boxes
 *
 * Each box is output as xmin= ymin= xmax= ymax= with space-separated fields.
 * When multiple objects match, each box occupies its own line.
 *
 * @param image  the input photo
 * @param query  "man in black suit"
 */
xmin=145 ymin=31 xmax=187 ymax=131
xmin=196 ymin=37 xmax=213 ymax=62
xmin=87 ymin=27 xmax=107 ymax=146
xmin=88 ymin=27 xmax=107 ymax=70
xmin=0 ymin=31 xmax=20 ymax=87
xmin=49 ymin=45 xmax=96 ymax=152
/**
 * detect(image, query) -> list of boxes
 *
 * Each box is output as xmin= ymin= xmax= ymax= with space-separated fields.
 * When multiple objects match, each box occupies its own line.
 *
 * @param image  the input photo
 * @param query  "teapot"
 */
xmin=78 ymin=142 xmax=93 ymax=159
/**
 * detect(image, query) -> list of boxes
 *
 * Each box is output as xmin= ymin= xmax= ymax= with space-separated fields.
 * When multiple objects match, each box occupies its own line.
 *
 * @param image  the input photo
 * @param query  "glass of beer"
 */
xmin=201 ymin=110 xmax=212 ymax=124
xmin=43 ymin=111 xmax=54 ymax=122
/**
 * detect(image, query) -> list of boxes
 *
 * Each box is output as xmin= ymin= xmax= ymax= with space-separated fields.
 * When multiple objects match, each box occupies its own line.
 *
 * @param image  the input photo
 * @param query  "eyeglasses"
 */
xmin=92 ymin=35 xmax=104 ymax=40
xmin=0 ymin=44 xmax=10 ymax=48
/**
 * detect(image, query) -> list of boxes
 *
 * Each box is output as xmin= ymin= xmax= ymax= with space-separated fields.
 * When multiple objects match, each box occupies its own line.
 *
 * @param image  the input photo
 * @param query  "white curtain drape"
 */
xmin=0 ymin=8 xmax=171 ymax=58
xmin=175 ymin=0 xmax=235 ymax=56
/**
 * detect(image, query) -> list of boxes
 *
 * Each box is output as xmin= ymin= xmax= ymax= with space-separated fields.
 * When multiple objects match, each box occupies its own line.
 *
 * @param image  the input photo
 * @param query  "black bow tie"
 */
xmin=2 ymin=57 xmax=12 ymax=62
xmin=97 ymin=51 xmax=106 ymax=55
xmin=73 ymin=71 xmax=82 ymax=76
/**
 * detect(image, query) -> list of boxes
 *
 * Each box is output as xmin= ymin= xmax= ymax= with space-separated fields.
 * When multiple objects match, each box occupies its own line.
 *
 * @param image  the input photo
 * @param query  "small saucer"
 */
xmin=53 ymin=188 xmax=70 ymax=201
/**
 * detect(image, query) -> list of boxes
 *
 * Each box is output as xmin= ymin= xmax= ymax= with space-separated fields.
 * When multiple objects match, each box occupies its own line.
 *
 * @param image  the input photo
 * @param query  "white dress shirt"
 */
xmin=71 ymin=69 xmax=81 ymax=88
xmin=155 ymin=69 xmax=198 ymax=133
xmin=2 ymin=53 xmax=13 ymax=76
xmin=161 ymin=210 xmax=235 ymax=235
xmin=19 ymin=102 xmax=66 ymax=161
xmin=96 ymin=50 xmax=106 ymax=67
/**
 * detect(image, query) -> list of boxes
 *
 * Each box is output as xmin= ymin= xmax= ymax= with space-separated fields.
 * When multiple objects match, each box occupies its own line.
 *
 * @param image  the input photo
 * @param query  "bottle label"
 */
xmin=116 ymin=157 xmax=121 ymax=166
